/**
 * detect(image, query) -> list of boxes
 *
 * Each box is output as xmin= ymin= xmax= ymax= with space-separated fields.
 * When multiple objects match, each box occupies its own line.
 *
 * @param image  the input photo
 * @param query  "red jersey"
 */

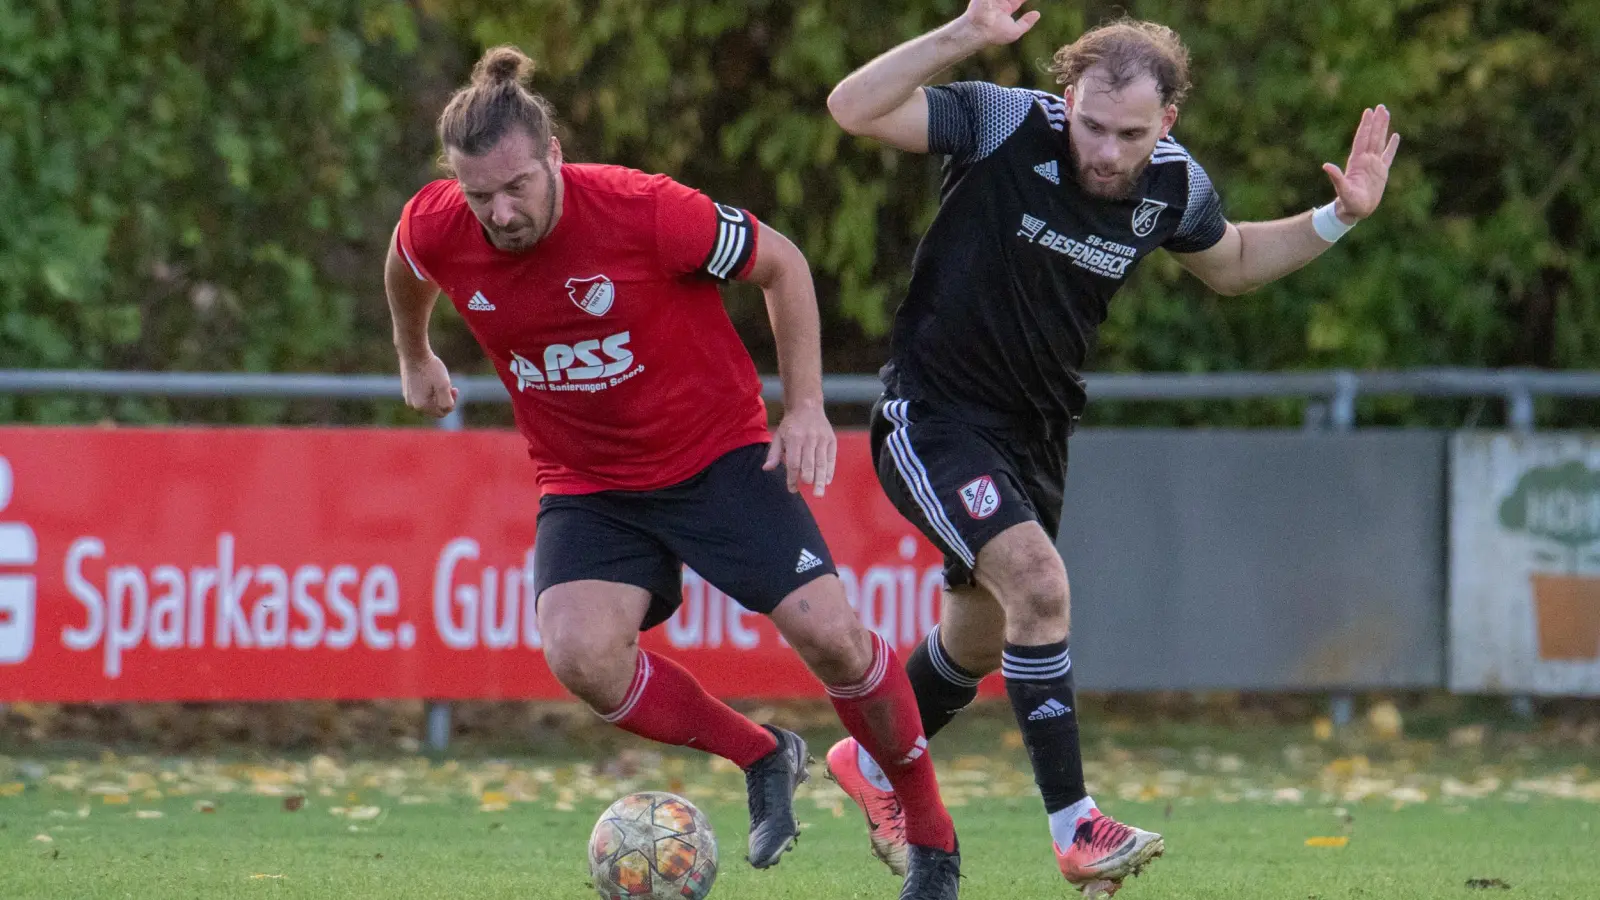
xmin=398 ymin=164 xmax=771 ymax=494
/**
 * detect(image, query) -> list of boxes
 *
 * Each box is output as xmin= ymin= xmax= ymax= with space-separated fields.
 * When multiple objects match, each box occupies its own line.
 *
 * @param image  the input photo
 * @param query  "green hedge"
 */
xmin=2 ymin=0 xmax=1595 ymax=425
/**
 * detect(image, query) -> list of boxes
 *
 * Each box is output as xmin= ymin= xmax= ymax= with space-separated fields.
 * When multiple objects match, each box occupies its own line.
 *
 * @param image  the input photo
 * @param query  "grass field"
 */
xmin=2 ymin=705 xmax=1597 ymax=899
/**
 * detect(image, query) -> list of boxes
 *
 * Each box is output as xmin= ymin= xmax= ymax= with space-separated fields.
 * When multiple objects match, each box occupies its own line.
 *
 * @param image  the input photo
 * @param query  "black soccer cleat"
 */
xmin=743 ymin=725 xmax=810 ymax=868
xmin=899 ymin=840 xmax=962 ymax=900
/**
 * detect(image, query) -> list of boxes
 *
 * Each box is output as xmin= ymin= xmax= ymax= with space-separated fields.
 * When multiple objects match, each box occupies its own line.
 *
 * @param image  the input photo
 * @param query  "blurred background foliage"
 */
xmin=1 ymin=0 xmax=1595 ymax=427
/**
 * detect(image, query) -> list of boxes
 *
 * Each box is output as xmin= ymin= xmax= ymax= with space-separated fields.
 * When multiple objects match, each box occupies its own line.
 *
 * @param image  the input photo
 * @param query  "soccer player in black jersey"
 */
xmin=821 ymin=1 xmax=1400 ymax=895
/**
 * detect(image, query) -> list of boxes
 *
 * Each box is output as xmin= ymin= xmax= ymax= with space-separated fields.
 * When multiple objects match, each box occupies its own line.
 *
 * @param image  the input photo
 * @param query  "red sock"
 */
xmin=827 ymin=631 xmax=957 ymax=852
xmin=600 ymin=650 xmax=778 ymax=769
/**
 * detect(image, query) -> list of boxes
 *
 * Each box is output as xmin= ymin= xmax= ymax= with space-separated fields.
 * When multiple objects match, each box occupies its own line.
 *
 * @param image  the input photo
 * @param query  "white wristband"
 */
xmin=1312 ymin=203 xmax=1355 ymax=243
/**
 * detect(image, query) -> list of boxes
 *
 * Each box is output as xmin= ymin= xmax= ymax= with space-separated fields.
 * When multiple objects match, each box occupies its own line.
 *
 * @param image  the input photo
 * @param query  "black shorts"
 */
xmin=533 ymin=443 xmax=838 ymax=630
xmin=870 ymin=394 xmax=1067 ymax=588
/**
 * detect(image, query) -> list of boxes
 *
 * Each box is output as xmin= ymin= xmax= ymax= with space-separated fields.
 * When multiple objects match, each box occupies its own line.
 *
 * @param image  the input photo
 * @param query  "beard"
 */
xmin=1068 ymin=140 xmax=1150 ymax=200
xmin=486 ymin=220 xmax=539 ymax=252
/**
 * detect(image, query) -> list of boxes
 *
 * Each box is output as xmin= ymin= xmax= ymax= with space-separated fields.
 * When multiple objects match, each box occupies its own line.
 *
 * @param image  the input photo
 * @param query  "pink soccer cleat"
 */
xmin=1055 ymin=808 xmax=1164 ymax=894
xmin=823 ymin=737 xmax=910 ymax=876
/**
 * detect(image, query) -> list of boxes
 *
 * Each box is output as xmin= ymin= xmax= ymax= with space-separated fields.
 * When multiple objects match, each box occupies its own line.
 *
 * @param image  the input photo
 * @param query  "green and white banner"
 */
xmin=1450 ymin=433 xmax=1600 ymax=695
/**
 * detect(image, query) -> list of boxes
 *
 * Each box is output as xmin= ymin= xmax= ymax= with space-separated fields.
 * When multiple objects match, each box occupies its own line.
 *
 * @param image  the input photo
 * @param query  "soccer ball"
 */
xmin=588 ymin=791 xmax=718 ymax=899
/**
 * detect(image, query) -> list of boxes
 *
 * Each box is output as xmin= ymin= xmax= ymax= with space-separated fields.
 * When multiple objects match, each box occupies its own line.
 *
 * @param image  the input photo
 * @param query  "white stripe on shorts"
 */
xmin=883 ymin=400 xmax=975 ymax=568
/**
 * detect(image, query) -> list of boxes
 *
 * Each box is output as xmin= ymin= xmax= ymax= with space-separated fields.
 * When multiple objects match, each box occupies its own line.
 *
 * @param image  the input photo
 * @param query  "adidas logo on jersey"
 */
xmin=795 ymin=549 xmax=824 ymax=574
xmin=1034 ymin=160 xmax=1060 ymax=185
xmin=1027 ymin=699 xmax=1072 ymax=721
xmin=467 ymin=291 xmax=495 ymax=311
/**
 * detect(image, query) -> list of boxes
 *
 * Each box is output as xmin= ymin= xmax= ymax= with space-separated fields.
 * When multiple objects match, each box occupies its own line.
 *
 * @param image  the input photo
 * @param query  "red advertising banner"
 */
xmin=0 ymin=427 xmax=997 ymax=703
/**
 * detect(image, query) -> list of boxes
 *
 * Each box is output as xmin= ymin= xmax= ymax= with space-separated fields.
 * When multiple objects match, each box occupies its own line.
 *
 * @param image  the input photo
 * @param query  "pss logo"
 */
xmin=509 ymin=331 xmax=644 ymax=394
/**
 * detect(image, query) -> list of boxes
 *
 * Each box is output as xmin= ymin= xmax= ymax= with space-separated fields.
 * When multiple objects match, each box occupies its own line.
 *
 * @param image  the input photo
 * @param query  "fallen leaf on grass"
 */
xmin=195 ymin=801 xmax=216 ymax=814
xmin=1388 ymin=787 xmax=1429 ymax=806
xmin=1304 ymin=836 xmax=1349 ymax=848
xmin=0 ymin=783 xmax=23 ymax=797
xmin=1366 ymin=701 xmax=1403 ymax=741
xmin=1465 ymin=878 xmax=1511 ymax=890
xmin=101 ymin=793 xmax=130 ymax=805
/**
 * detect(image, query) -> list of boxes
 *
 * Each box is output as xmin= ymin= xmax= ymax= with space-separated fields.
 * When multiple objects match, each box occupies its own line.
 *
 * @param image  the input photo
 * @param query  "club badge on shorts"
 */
xmin=959 ymin=475 xmax=1001 ymax=519
xmin=566 ymin=274 xmax=615 ymax=316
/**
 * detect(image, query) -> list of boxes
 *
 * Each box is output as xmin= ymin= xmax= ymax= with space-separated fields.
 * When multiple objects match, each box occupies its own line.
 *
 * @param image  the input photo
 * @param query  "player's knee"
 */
xmin=803 ymin=621 xmax=876 ymax=687
xmin=1000 ymin=567 xmax=1070 ymax=640
xmin=787 ymin=614 xmax=875 ymax=687
xmin=772 ymin=579 xmax=876 ymax=686
xmin=545 ymin=638 xmax=635 ymax=710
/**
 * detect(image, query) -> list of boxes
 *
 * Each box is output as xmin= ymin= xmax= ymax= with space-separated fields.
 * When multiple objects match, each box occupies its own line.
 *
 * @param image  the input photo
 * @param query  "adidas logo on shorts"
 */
xmin=467 ymin=290 xmax=496 ymax=311
xmin=1033 ymin=160 xmax=1060 ymax=185
xmin=795 ymin=548 xmax=824 ymax=574
xmin=1027 ymin=699 xmax=1072 ymax=721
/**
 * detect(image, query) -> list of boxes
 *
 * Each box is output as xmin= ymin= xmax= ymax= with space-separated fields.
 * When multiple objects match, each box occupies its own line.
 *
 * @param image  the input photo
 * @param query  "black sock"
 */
xmin=1003 ymin=640 xmax=1086 ymax=814
xmin=905 ymin=624 xmax=983 ymax=740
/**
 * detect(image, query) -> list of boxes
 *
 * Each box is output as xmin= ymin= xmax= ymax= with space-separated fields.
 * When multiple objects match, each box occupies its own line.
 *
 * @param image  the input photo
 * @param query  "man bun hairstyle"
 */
xmin=1048 ymin=17 xmax=1192 ymax=107
xmin=438 ymin=45 xmax=556 ymax=163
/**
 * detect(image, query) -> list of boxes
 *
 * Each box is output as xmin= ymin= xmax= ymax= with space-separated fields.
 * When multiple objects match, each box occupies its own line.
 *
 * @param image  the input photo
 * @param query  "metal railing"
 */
xmin=3 ymin=367 xmax=1600 ymax=431
xmin=5 ymin=365 xmax=1597 ymax=747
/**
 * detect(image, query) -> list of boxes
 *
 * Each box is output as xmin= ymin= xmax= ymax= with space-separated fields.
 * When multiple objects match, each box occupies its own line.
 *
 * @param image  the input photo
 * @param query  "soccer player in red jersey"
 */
xmin=383 ymin=46 xmax=960 ymax=899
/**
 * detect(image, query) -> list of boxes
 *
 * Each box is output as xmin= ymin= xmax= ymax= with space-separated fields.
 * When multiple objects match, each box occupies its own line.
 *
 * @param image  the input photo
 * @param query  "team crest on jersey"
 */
xmin=959 ymin=476 xmax=1001 ymax=520
xmin=565 ymin=275 xmax=615 ymax=316
xmin=1132 ymin=198 xmax=1169 ymax=238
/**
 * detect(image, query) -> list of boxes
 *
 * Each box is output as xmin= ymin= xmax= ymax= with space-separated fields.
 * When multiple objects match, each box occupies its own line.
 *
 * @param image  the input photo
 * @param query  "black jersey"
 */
xmin=880 ymin=81 xmax=1228 ymax=431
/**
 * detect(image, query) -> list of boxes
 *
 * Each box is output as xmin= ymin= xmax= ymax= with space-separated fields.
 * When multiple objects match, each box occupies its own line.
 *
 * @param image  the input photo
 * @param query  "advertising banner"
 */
xmin=1450 ymin=433 xmax=1600 ymax=695
xmin=0 ymin=427 xmax=979 ymax=702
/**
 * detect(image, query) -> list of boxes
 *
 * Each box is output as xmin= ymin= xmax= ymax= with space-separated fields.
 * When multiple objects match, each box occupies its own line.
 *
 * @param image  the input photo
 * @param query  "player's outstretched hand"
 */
xmin=959 ymin=0 xmax=1041 ymax=47
xmin=764 ymin=403 xmax=837 ymax=498
xmin=400 ymin=353 xmax=459 ymax=419
xmin=1323 ymin=104 xmax=1401 ymax=222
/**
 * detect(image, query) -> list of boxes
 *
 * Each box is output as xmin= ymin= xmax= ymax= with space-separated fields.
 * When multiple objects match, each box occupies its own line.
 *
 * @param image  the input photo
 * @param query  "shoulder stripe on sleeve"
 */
xmin=703 ymin=203 xmax=755 ymax=281
xmin=399 ymin=243 xmax=428 ymax=281
xmin=1152 ymin=137 xmax=1192 ymax=164
xmin=1027 ymin=91 xmax=1068 ymax=132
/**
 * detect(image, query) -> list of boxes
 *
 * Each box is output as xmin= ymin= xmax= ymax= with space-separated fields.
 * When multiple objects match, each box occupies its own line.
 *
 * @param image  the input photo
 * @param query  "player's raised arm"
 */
xmin=740 ymin=224 xmax=836 ymax=498
xmin=827 ymin=0 xmax=1040 ymax=152
xmin=383 ymin=223 xmax=457 ymax=418
xmin=1172 ymin=104 xmax=1401 ymax=296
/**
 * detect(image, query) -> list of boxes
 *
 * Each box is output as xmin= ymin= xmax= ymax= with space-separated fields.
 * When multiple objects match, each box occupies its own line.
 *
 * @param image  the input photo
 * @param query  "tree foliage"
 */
xmin=2 ymin=0 xmax=1596 ymax=426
